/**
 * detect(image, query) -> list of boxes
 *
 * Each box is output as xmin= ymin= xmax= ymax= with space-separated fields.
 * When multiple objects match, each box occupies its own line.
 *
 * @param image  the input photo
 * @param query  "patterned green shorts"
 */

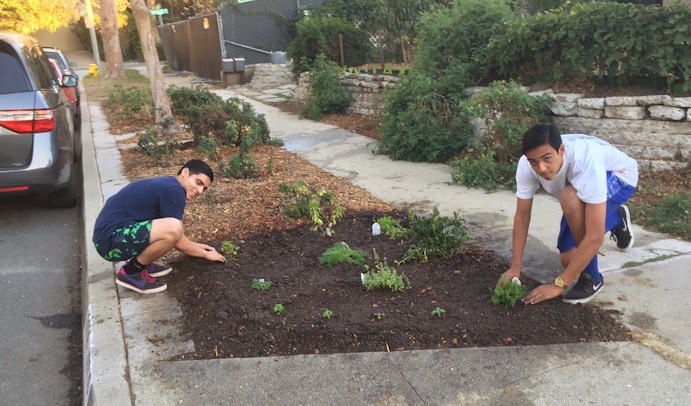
xmin=95 ymin=221 xmax=152 ymax=262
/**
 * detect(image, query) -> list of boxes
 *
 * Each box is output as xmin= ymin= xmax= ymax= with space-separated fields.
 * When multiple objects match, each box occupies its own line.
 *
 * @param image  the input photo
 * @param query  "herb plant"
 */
xmin=220 ymin=241 xmax=239 ymax=258
xmin=491 ymin=280 xmax=527 ymax=308
xmin=319 ymin=242 xmax=368 ymax=267
xmin=431 ymin=307 xmax=446 ymax=318
xmin=400 ymin=208 xmax=472 ymax=263
xmin=322 ymin=309 xmax=334 ymax=319
xmin=362 ymin=250 xmax=411 ymax=293
xmin=251 ymin=278 xmax=273 ymax=291
xmin=377 ymin=215 xmax=408 ymax=240
xmin=273 ymin=304 xmax=285 ymax=314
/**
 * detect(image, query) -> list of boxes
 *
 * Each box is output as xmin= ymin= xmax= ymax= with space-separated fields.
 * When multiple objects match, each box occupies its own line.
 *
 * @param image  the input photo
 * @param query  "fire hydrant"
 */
xmin=88 ymin=63 xmax=99 ymax=77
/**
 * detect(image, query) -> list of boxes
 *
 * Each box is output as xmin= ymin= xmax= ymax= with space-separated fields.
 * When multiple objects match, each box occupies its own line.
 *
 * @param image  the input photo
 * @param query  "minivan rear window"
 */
xmin=0 ymin=49 xmax=30 ymax=94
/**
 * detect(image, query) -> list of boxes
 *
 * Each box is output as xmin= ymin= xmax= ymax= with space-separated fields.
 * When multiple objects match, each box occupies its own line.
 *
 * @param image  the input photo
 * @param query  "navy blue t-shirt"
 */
xmin=93 ymin=176 xmax=186 ymax=245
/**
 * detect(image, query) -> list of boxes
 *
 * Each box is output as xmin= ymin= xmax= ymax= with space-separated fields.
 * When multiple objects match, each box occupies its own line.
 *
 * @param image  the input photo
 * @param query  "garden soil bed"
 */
xmin=118 ymin=145 xmax=630 ymax=361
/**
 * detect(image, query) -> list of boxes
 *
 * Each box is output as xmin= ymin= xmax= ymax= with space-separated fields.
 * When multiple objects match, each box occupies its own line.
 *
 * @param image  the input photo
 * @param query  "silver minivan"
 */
xmin=0 ymin=32 xmax=79 ymax=208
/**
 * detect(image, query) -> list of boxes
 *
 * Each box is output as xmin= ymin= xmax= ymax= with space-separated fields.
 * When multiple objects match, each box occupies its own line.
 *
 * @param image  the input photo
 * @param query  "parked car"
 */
xmin=42 ymin=46 xmax=80 ymax=121
xmin=48 ymin=58 xmax=79 ymax=121
xmin=0 ymin=32 xmax=80 ymax=208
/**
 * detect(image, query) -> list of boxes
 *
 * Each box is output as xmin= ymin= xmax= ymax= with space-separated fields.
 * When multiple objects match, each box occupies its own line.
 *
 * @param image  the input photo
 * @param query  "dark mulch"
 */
xmin=166 ymin=210 xmax=630 ymax=360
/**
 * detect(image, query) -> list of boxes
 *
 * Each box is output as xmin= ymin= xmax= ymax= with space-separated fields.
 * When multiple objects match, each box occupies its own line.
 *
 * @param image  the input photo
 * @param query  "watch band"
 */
xmin=554 ymin=276 xmax=568 ymax=289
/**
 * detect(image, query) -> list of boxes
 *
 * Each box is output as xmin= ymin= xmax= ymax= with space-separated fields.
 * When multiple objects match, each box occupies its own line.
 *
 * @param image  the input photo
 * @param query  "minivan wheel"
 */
xmin=48 ymin=166 xmax=78 ymax=208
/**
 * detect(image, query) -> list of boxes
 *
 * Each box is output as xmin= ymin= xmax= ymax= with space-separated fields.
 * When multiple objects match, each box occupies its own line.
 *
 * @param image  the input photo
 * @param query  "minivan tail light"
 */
xmin=0 ymin=109 xmax=55 ymax=133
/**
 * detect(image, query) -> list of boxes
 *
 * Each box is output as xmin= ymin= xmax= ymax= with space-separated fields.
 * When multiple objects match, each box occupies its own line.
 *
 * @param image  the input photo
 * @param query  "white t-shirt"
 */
xmin=516 ymin=134 xmax=638 ymax=204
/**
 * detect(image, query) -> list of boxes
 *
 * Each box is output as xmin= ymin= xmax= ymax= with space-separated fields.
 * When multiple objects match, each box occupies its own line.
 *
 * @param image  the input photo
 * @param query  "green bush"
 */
xmin=489 ymin=2 xmax=691 ymax=94
xmin=287 ymin=16 xmax=373 ymax=77
xmin=377 ymin=215 xmax=408 ymax=240
xmin=377 ymin=70 xmax=476 ymax=162
xmin=451 ymin=80 xmax=552 ymax=190
xmin=299 ymin=54 xmax=353 ymax=120
xmin=219 ymin=153 xmax=260 ymax=179
xmin=136 ymin=118 xmax=179 ymax=163
xmin=167 ymin=85 xmax=276 ymax=147
xmin=277 ymin=180 xmax=313 ymax=219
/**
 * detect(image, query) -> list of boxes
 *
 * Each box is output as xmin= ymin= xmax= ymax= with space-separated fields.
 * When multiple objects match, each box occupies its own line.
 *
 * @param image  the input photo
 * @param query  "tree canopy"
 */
xmin=0 ymin=0 xmax=80 ymax=34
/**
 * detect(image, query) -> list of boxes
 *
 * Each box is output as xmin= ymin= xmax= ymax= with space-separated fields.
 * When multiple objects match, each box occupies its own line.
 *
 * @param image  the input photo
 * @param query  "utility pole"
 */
xmin=84 ymin=0 xmax=101 ymax=68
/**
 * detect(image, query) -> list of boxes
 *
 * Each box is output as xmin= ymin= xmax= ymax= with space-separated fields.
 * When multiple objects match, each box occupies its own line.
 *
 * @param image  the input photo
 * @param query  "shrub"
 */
xmin=451 ymin=80 xmax=552 ymax=191
xmin=136 ymin=118 xmax=179 ymax=163
xmin=299 ymin=54 xmax=353 ymax=120
xmin=219 ymin=153 xmax=260 ymax=179
xmin=167 ymin=85 xmax=277 ymax=147
xmin=277 ymin=180 xmax=313 ymax=219
xmin=287 ymin=16 xmax=373 ymax=77
xmin=377 ymin=70 xmax=476 ymax=162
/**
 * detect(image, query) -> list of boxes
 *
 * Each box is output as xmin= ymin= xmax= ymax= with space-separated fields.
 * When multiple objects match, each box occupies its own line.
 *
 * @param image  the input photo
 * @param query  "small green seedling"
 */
xmin=373 ymin=312 xmax=385 ymax=320
xmin=251 ymin=278 xmax=273 ymax=291
xmin=491 ymin=280 xmax=528 ymax=308
xmin=322 ymin=309 xmax=334 ymax=319
xmin=431 ymin=307 xmax=446 ymax=318
xmin=273 ymin=303 xmax=285 ymax=314
xmin=376 ymin=215 xmax=408 ymax=240
xmin=220 ymin=240 xmax=239 ymax=258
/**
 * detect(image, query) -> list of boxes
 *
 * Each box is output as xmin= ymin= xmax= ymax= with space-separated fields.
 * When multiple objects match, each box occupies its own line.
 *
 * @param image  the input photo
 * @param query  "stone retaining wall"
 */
xmin=294 ymin=72 xmax=691 ymax=171
xmin=249 ymin=63 xmax=294 ymax=91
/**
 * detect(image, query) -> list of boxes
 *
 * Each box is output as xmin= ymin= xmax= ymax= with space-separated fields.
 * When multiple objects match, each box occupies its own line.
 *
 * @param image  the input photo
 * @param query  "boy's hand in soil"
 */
xmin=199 ymin=243 xmax=226 ymax=262
xmin=522 ymin=284 xmax=563 ymax=305
xmin=496 ymin=266 xmax=521 ymax=288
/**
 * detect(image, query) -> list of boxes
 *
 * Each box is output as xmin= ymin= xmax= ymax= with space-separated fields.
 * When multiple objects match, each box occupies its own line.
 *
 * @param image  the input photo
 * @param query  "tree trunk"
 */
xmin=100 ymin=0 xmax=124 ymax=78
xmin=131 ymin=0 xmax=172 ymax=124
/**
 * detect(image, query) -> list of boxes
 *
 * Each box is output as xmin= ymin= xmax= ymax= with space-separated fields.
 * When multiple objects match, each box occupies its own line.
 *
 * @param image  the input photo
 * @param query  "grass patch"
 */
xmin=630 ymin=192 xmax=690 ymax=241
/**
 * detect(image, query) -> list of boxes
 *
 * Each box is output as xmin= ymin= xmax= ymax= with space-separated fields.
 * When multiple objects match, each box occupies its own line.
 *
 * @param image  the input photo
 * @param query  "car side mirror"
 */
xmin=62 ymin=74 xmax=78 ymax=87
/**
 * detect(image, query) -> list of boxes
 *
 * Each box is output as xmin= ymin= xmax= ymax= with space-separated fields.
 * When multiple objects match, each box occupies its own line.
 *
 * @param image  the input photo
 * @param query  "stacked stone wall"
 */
xmin=248 ymin=63 xmax=294 ymax=91
xmin=294 ymin=73 xmax=691 ymax=171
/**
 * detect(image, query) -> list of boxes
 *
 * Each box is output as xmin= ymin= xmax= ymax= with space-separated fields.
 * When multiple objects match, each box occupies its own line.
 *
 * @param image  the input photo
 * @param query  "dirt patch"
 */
xmin=116 ymin=145 xmax=630 ymax=360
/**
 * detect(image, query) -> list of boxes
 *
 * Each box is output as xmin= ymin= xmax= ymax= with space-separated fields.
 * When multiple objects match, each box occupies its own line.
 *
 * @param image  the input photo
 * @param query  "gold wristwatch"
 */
xmin=554 ymin=276 xmax=568 ymax=289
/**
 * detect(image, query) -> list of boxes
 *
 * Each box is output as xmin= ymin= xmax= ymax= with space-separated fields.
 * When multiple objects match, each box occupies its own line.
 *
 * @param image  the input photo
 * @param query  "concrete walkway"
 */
xmin=80 ymin=72 xmax=691 ymax=405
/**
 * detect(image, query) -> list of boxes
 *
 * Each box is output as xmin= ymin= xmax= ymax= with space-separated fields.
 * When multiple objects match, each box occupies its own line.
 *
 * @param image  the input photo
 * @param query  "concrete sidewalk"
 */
xmin=81 ymin=75 xmax=691 ymax=405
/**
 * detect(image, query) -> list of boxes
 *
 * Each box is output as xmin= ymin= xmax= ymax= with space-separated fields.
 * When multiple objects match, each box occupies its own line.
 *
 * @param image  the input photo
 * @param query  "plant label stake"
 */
xmin=372 ymin=222 xmax=381 ymax=236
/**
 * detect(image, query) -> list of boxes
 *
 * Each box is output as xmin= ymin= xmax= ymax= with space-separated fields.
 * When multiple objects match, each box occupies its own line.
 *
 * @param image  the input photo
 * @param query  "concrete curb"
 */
xmin=80 ymin=84 xmax=133 ymax=406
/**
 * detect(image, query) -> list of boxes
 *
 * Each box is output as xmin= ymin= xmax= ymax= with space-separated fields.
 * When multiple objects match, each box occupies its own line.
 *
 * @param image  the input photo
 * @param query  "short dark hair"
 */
xmin=522 ymin=123 xmax=562 ymax=155
xmin=179 ymin=159 xmax=214 ymax=182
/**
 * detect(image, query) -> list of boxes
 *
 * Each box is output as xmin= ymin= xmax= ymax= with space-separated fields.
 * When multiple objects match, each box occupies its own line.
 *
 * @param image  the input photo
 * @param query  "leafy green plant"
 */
xmin=377 ymin=215 xmax=408 ymax=240
xmin=251 ymin=278 xmax=273 ymax=291
xmin=373 ymin=312 xmax=385 ymax=320
xmin=220 ymin=241 xmax=239 ymax=258
xmin=278 ymin=180 xmax=313 ymax=218
xmin=451 ymin=80 xmax=552 ymax=191
xmin=197 ymin=136 xmax=218 ymax=162
xmin=299 ymin=54 xmax=353 ymax=120
xmin=278 ymin=181 xmax=345 ymax=235
xmin=322 ymin=309 xmax=334 ymax=319
xmin=319 ymin=242 xmax=368 ymax=267
xmin=273 ymin=303 xmax=285 ymax=314
xmin=136 ymin=117 xmax=179 ymax=163
xmin=308 ymin=188 xmax=345 ymax=235
xmin=431 ymin=307 xmax=446 ymax=318
xmin=400 ymin=208 xmax=472 ymax=263
xmin=219 ymin=153 xmax=260 ymax=179
xmin=362 ymin=250 xmax=411 ymax=293
xmin=491 ymin=280 xmax=528 ymax=308
xmin=287 ymin=16 xmax=373 ymax=77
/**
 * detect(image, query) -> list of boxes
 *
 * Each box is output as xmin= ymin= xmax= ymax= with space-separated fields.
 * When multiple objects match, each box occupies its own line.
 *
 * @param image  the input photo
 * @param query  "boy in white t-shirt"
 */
xmin=500 ymin=124 xmax=637 ymax=304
